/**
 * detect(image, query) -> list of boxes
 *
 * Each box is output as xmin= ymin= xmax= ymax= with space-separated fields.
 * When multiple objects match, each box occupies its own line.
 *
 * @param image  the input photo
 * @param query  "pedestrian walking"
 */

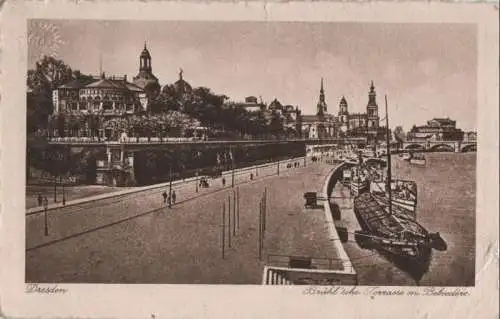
xmin=172 ymin=190 xmax=176 ymax=204
xmin=222 ymin=177 xmax=226 ymax=187
xmin=162 ymin=191 xmax=167 ymax=204
xmin=167 ymin=194 xmax=172 ymax=208
xmin=37 ymin=194 xmax=43 ymax=206
xmin=43 ymin=196 xmax=48 ymax=209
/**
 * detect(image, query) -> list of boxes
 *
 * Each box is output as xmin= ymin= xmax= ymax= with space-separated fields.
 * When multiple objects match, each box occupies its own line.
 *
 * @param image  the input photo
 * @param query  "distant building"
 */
xmin=50 ymin=44 xmax=158 ymax=139
xmin=300 ymin=78 xmax=337 ymax=139
xmin=133 ymin=42 xmax=161 ymax=100
xmin=338 ymin=81 xmax=385 ymax=141
xmin=52 ymin=73 xmax=148 ymax=116
xmin=172 ymin=69 xmax=193 ymax=100
xmin=231 ymin=96 xmax=266 ymax=113
xmin=407 ymin=118 xmax=465 ymax=141
xmin=463 ymin=131 xmax=477 ymax=143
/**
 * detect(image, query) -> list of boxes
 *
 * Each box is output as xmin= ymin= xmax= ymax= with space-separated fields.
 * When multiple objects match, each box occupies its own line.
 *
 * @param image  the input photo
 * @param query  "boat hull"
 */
xmin=353 ymin=193 xmax=429 ymax=264
xmin=372 ymin=193 xmax=416 ymax=219
xmin=410 ymin=159 xmax=426 ymax=166
xmin=350 ymin=180 xmax=369 ymax=197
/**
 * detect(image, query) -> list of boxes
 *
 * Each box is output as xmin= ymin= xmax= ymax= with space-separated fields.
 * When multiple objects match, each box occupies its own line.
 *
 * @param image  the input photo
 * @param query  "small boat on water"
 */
xmin=342 ymin=169 xmax=352 ymax=186
xmin=344 ymin=156 xmax=359 ymax=165
xmin=409 ymin=154 xmax=426 ymax=166
xmin=400 ymin=152 xmax=412 ymax=161
xmin=350 ymin=168 xmax=369 ymax=197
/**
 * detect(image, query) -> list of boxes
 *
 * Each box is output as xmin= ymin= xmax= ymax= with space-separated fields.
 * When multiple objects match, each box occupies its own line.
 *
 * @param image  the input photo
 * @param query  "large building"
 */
xmin=300 ymin=78 xmax=337 ymax=139
xmin=407 ymin=118 xmax=465 ymax=141
xmin=300 ymin=79 xmax=384 ymax=141
xmin=338 ymin=81 xmax=383 ymax=140
xmin=50 ymin=45 xmax=161 ymax=139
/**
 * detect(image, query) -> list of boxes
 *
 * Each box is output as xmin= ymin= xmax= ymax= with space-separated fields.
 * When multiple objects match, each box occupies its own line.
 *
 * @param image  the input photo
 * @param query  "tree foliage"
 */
xmin=27 ymin=56 xmax=93 ymax=134
xmin=393 ymin=125 xmax=406 ymax=142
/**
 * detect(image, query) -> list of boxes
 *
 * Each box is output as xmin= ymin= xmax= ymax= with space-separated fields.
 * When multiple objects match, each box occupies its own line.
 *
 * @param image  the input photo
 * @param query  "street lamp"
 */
xmin=168 ymin=166 xmax=173 ymax=208
xmin=53 ymin=175 xmax=57 ymax=203
xmin=62 ymin=176 xmax=66 ymax=205
xmin=195 ymin=171 xmax=199 ymax=193
xmin=43 ymin=197 xmax=49 ymax=236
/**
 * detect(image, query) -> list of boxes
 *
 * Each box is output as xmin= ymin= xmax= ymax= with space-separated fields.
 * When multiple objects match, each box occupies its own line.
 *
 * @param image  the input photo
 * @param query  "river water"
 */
xmin=343 ymin=152 xmax=476 ymax=286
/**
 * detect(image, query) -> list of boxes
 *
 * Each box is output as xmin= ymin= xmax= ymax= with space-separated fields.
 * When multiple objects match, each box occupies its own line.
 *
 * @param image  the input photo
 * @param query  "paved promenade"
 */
xmin=26 ymin=161 xmax=339 ymax=284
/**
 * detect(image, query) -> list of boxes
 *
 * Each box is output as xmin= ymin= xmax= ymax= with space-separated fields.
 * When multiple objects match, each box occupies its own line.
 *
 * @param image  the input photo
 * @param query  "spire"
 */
xmin=368 ymin=81 xmax=377 ymax=106
xmin=179 ymin=68 xmax=183 ymax=80
xmin=144 ymin=41 xmax=147 ymax=50
xmin=317 ymin=77 xmax=327 ymax=115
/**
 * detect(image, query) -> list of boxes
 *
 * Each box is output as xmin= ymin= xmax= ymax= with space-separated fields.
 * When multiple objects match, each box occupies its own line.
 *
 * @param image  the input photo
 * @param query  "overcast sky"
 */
xmin=28 ymin=20 xmax=477 ymax=131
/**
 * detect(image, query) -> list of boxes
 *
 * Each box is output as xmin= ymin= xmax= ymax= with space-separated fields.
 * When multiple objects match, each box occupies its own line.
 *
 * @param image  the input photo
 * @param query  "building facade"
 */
xmin=338 ymin=81 xmax=383 ymax=141
xmin=50 ymin=45 xmax=160 ymax=139
xmin=301 ymin=78 xmax=337 ymax=139
xmin=407 ymin=118 xmax=465 ymax=141
xmin=301 ymin=79 xmax=384 ymax=141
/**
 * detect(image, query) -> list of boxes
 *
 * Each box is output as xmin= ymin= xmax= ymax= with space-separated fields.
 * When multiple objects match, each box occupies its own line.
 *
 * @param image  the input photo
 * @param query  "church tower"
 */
xmin=366 ymin=81 xmax=379 ymax=128
xmin=316 ymin=78 xmax=328 ymax=116
xmin=338 ymin=96 xmax=349 ymax=127
xmin=133 ymin=42 xmax=161 ymax=100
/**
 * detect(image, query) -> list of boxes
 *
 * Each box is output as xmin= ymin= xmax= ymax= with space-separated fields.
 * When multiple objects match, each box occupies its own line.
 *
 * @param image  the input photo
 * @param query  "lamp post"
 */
xmin=195 ymin=171 xmax=199 ymax=193
xmin=62 ymin=176 xmax=66 ymax=205
xmin=230 ymin=147 xmax=235 ymax=188
xmin=168 ymin=166 xmax=173 ymax=208
xmin=43 ymin=197 xmax=48 ymax=236
xmin=53 ymin=176 xmax=57 ymax=203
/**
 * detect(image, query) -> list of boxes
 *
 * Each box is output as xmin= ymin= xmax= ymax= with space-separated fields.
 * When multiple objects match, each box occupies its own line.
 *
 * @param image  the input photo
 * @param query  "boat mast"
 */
xmin=385 ymin=95 xmax=393 ymax=215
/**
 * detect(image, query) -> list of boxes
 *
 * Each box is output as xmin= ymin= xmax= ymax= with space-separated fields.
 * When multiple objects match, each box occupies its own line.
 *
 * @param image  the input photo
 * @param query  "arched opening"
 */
xmin=461 ymin=144 xmax=477 ymax=152
xmin=429 ymin=144 xmax=455 ymax=152
xmin=405 ymin=144 xmax=424 ymax=151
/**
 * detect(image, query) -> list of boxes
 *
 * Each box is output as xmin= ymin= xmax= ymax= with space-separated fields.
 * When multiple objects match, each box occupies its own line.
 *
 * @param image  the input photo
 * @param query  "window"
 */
xmin=103 ymin=101 xmax=113 ymax=110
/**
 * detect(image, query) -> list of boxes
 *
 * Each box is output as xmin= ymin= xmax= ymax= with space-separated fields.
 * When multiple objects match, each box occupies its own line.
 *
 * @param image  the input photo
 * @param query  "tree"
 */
xmin=393 ymin=125 xmax=406 ymax=142
xmin=27 ymin=56 xmax=92 ymax=134
xmin=393 ymin=125 xmax=405 ymax=150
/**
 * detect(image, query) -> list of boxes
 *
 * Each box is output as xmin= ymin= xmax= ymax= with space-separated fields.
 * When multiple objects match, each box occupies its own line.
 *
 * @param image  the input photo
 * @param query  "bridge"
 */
xmin=402 ymin=140 xmax=476 ymax=153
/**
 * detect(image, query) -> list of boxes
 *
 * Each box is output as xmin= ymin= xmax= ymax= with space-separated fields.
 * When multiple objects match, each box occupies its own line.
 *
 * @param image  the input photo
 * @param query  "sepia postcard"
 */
xmin=0 ymin=1 xmax=498 ymax=318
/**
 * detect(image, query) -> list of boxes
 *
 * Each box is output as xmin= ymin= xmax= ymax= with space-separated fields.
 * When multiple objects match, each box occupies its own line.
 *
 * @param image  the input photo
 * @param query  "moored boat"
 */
xmin=344 ymin=155 xmax=359 ymax=165
xmin=370 ymin=180 xmax=417 ymax=219
xmin=409 ymin=154 xmax=426 ymax=166
xmin=350 ymin=171 xmax=369 ymax=197
xmin=342 ymin=168 xmax=352 ymax=186
xmin=353 ymin=192 xmax=432 ymax=263
xmin=352 ymin=94 xmax=445 ymax=271
xmin=401 ymin=152 xmax=412 ymax=161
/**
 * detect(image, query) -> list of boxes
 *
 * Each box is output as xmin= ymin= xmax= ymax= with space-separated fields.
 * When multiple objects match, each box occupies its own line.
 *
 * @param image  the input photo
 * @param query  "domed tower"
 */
xmin=366 ymin=81 xmax=379 ymax=128
xmin=174 ymin=68 xmax=193 ymax=99
xmin=338 ymin=96 xmax=349 ymax=133
xmin=133 ymin=42 xmax=161 ymax=101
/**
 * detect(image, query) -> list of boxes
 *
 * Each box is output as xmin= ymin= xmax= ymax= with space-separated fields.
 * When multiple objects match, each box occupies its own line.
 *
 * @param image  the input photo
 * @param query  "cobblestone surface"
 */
xmin=26 ymin=161 xmax=340 ymax=284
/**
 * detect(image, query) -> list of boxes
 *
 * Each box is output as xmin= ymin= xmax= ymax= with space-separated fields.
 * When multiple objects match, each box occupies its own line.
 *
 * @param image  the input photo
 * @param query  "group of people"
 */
xmin=37 ymin=194 xmax=49 ymax=208
xmin=286 ymin=162 xmax=301 ymax=168
xmin=200 ymin=177 xmax=210 ymax=188
xmin=162 ymin=190 xmax=177 ymax=207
